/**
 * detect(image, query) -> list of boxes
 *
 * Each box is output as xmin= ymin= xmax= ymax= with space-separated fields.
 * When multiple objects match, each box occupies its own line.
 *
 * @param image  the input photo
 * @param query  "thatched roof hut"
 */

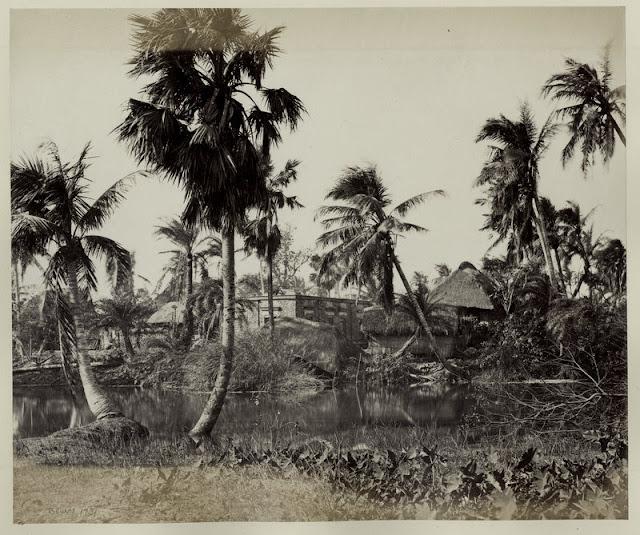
xmin=147 ymin=301 xmax=184 ymax=325
xmin=430 ymin=261 xmax=501 ymax=315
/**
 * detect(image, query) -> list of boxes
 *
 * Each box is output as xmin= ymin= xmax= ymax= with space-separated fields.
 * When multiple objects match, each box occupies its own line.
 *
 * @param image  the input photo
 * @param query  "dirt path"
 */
xmin=13 ymin=459 xmax=384 ymax=523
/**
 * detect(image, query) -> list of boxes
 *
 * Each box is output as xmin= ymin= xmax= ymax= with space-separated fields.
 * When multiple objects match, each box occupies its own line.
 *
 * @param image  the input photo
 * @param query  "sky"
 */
xmin=10 ymin=7 xmax=626 ymax=297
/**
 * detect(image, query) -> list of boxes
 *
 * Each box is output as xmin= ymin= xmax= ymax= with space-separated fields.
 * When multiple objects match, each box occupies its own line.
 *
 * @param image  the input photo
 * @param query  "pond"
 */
xmin=13 ymin=384 xmax=482 ymax=440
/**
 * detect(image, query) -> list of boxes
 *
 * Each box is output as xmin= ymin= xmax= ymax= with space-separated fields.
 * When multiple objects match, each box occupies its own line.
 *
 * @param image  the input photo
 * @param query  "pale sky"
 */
xmin=10 ymin=7 xmax=626 ymax=296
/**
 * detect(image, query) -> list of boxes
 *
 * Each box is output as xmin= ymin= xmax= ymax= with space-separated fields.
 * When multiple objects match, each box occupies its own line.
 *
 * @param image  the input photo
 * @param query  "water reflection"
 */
xmin=13 ymin=384 xmax=477 ymax=440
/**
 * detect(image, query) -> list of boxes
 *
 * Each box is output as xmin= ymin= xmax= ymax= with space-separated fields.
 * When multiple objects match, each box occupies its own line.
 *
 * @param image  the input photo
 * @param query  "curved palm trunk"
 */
xmin=67 ymin=266 xmax=122 ymax=420
xmin=531 ymin=194 xmax=560 ymax=293
xmin=189 ymin=229 xmax=235 ymax=442
xmin=267 ymin=249 xmax=275 ymax=333
xmin=391 ymin=252 xmax=467 ymax=379
xmin=181 ymin=252 xmax=195 ymax=349
xmin=57 ymin=318 xmax=82 ymax=400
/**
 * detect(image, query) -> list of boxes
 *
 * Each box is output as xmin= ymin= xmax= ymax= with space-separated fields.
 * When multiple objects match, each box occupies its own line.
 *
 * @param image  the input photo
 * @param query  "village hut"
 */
xmin=360 ymin=261 xmax=502 ymax=359
xmin=429 ymin=261 xmax=504 ymax=333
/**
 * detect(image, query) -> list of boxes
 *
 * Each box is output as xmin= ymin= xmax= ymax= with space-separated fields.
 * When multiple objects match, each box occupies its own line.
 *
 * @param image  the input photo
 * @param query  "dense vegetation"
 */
xmin=11 ymin=7 xmax=627 ymax=522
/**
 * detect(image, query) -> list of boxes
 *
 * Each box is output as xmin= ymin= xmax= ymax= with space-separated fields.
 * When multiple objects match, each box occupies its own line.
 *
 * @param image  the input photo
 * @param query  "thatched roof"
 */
xmin=430 ymin=261 xmax=497 ymax=311
xmin=147 ymin=301 xmax=184 ymax=324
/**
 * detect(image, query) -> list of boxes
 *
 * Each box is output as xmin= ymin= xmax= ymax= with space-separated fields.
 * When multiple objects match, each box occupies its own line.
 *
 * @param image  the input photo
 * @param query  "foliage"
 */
xmin=541 ymin=48 xmax=626 ymax=173
xmin=117 ymin=8 xmax=305 ymax=235
xmin=204 ymin=432 xmax=627 ymax=519
xmin=316 ymin=165 xmax=444 ymax=312
xmin=271 ymin=227 xmax=312 ymax=293
xmin=154 ymin=218 xmax=221 ymax=299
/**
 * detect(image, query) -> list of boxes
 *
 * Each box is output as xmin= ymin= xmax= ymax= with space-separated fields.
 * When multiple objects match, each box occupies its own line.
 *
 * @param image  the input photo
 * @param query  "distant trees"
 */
xmin=244 ymin=160 xmax=302 ymax=332
xmin=154 ymin=218 xmax=221 ymax=348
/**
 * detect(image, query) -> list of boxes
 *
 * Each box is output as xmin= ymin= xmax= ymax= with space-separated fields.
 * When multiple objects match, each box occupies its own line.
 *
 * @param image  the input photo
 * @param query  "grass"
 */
xmin=129 ymin=330 xmax=328 ymax=394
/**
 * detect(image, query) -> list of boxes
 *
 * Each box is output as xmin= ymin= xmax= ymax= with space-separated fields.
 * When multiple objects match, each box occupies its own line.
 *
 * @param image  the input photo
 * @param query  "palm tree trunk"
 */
xmin=57 ymin=317 xmax=82 ymax=400
xmin=13 ymin=263 xmax=21 ymax=337
xmin=259 ymin=258 xmax=266 ymax=294
xmin=66 ymin=265 xmax=122 ymax=420
xmin=121 ymin=326 xmax=135 ymax=358
xmin=391 ymin=252 xmax=466 ymax=379
xmin=189 ymin=229 xmax=235 ymax=442
xmin=181 ymin=252 xmax=195 ymax=349
xmin=267 ymin=249 xmax=275 ymax=333
xmin=553 ymin=248 xmax=568 ymax=296
xmin=531 ymin=194 xmax=560 ymax=292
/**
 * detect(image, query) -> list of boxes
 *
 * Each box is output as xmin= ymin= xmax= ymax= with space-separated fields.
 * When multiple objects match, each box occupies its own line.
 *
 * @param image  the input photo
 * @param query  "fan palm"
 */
xmin=243 ymin=159 xmax=302 ymax=332
xmin=475 ymin=103 xmax=560 ymax=292
xmin=11 ymin=141 xmax=142 ymax=420
xmin=95 ymin=295 xmax=155 ymax=357
xmin=117 ymin=8 xmax=305 ymax=441
xmin=154 ymin=217 xmax=221 ymax=348
xmin=541 ymin=49 xmax=626 ymax=174
xmin=316 ymin=165 xmax=463 ymax=376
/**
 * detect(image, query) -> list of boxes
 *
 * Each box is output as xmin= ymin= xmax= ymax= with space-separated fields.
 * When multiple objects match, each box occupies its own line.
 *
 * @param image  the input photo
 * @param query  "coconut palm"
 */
xmin=316 ymin=165 xmax=463 ymax=376
xmin=95 ymin=294 xmax=155 ymax=358
xmin=556 ymin=201 xmax=601 ymax=298
xmin=541 ymin=49 xmax=626 ymax=173
xmin=117 ymin=8 xmax=305 ymax=441
xmin=11 ymin=141 xmax=141 ymax=420
xmin=154 ymin=217 xmax=221 ymax=348
xmin=593 ymin=238 xmax=626 ymax=302
xmin=243 ymin=159 xmax=302 ymax=332
xmin=475 ymin=103 xmax=560 ymax=292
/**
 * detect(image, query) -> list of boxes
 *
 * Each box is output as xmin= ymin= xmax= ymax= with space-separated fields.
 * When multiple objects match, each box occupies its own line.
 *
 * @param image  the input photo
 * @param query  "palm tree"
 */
xmin=117 ymin=8 xmax=304 ymax=442
xmin=95 ymin=295 xmax=155 ymax=358
xmin=538 ymin=197 xmax=568 ymax=296
xmin=475 ymin=103 xmax=560 ymax=292
xmin=395 ymin=280 xmax=453 ymax=336
xmin=11 ymin=141 xmax=141 ymax=420
xmin=541 ymin=49 xmax=626 ymax=173
xmin=593 ymin=238 xmax=626 ymax=302
xmin=316 ymin=165 xmax=463 ymax=376
xmin=556 ymin=201 xmax=601 ymax=298
xmin=243 ymin=159 xmax=302 ymax=332
xmin=154 ymin=217 xmax=221 ymax=348
xmin=432 ymin=263 xmax=452 ymax=287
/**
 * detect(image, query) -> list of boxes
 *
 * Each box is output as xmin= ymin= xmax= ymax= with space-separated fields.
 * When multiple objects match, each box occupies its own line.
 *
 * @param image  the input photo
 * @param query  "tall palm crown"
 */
xmin=316 ymin=166 xmax=444 ymax=312
xmin=475 ymin=103 xmax=559 ymax=289
xmin=154 ymin=217 xmax=221 ymax=298
xmin=243 ymin=159 xmax=302 ymax=261
xmin=117 ymin=8 xmax=305 ymax=233
xmin=541 ymin=51 xmax=626 ymax=173
xmin=11 ymin=141 xmax=134 ymax=301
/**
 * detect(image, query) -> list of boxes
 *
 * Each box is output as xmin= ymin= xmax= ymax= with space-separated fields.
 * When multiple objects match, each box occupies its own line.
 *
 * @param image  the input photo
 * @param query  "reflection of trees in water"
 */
xmin=14 ymin=385 xmax=476 ymax=439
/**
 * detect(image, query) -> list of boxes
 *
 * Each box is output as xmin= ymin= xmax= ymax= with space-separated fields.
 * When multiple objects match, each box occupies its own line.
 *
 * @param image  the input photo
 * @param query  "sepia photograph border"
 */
xmin=1 ymin=0 xmax=638 ymax=533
